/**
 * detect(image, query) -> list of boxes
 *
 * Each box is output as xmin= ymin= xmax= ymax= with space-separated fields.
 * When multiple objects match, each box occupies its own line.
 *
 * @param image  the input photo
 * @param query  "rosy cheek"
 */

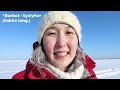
xmin=43 ymin=37 xmax=55 ymax=55
xmin=68 ymin=36 xmax=78 ymax=47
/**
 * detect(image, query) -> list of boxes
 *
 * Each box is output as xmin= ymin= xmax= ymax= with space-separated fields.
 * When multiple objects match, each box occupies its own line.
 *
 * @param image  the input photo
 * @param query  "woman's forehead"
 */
xmin=48 ymin=22 xmax=75 ymax=30
xmin=52 ymin=22 xmax=72 ymax=27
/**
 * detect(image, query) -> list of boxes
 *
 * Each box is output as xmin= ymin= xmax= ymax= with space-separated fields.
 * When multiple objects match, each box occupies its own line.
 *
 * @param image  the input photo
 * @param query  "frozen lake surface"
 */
xmin=0 ymin=59 xmax=120 ymax=79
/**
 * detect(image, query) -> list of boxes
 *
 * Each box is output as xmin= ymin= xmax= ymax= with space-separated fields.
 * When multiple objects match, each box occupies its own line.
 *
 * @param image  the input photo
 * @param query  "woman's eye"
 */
xmin=66 ymin=31 xmax=74 ymax=35
xmin=47 ymin=33 xmax=56 ymax=36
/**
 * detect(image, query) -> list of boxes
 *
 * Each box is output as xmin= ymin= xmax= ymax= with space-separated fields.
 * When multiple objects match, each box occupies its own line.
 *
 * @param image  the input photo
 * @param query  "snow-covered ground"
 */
xmin=0 ymin=59 xmax=120 ymax=79
xmin=94 ymin=59 xmax=120 ymax=79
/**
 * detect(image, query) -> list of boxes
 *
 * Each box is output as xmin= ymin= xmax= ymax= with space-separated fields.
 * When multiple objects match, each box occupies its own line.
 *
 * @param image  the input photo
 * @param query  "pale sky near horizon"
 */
xmin=0 ymin=11 xmax=120 ymax=60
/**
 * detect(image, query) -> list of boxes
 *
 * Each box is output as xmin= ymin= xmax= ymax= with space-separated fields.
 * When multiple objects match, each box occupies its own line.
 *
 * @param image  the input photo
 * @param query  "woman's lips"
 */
xmin=54 ymin=52 xmax=69 ymax=59
xmin=54 ymin=52 xmax=67 ymax=56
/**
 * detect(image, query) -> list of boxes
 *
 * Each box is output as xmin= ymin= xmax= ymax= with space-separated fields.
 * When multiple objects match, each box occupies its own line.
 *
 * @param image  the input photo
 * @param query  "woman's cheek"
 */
xmin=43 ymin=37 xmax=56 ymax=53
xmin=67 ymin=36 xmax=78 ymax=47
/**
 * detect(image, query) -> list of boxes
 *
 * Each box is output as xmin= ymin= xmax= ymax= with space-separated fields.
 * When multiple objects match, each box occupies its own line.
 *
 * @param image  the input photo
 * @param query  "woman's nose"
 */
xmin=56 ymin=35 xmax=66 ymax=48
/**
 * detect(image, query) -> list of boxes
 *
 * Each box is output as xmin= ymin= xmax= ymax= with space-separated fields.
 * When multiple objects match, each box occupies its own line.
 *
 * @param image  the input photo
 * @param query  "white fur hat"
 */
xmin=38 ymin=11 xmax=82 ymax=44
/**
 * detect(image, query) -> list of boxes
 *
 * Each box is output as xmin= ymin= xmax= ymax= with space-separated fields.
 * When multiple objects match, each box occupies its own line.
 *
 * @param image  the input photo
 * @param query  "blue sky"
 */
xmin=0 ymin=11 xmax=120 ymax=60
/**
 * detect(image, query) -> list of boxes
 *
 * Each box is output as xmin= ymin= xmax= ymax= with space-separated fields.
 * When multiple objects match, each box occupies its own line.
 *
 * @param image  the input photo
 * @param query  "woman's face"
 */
xmin=43 ymin=23 xmax=78 ymax=71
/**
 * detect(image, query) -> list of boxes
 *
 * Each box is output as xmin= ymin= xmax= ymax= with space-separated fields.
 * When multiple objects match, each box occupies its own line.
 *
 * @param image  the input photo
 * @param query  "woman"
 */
xmin=12 ymin=11 xmax=97 ymax=79
xmin=33 ymin=41 xmax=39 ymax=51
